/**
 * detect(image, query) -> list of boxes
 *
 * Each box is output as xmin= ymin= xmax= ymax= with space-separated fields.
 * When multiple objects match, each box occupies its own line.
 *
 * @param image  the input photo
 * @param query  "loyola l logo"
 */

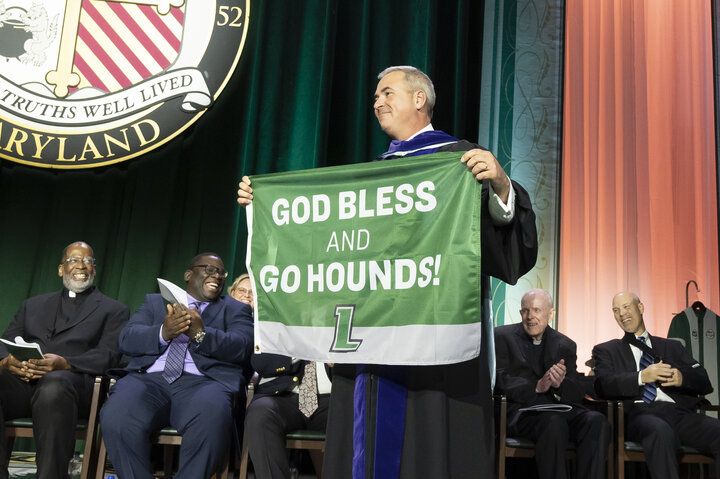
xmin=330 ymin=305 xmax=362 ymax=352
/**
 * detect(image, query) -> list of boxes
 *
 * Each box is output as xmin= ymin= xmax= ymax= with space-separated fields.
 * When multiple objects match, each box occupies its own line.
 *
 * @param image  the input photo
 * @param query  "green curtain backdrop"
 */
xmin=0 ymin=0 xmax=487 ymax=328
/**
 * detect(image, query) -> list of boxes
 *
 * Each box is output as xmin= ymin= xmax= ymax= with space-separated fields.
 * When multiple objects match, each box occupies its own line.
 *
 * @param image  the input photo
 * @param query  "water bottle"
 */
xmin=67 ymin=452 xmax=82 ymax=478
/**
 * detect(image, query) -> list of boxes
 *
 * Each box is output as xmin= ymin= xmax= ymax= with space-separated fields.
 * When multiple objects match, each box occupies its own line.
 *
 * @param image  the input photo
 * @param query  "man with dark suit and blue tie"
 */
xmin=0 ymin=241 xmax=129 ymax=479
xmin=100 ymin=252 xmax=254 ymax=479
xmin=593 ymin=291 xmax=720 ymax=479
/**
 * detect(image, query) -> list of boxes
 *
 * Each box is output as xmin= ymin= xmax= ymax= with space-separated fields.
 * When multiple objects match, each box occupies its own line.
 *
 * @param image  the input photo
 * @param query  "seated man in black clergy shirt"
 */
xmin=0 ymin=241 xmax=129 ymax=479
xmin=234 ymin=274 xmax=330 ymax=479
xmin=99 ymin=252 xmax=254 ymax=479
xmin=593 ymin=291 xmax=720 ymax=479
xmin=495 ymin=288 xmax=611 ymax=479
xmin=238 ymin=65 xmax=538 ymax=478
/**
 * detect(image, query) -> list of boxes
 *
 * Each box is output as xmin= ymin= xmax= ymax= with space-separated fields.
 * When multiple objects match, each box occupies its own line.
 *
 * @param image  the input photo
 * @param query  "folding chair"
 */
xmin=4 ymin=375 xmax=108 ymax=479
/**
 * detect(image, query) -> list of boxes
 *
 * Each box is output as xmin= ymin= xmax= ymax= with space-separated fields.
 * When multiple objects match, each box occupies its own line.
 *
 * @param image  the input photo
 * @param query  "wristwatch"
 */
xmin=193 ymin=330 xmax=206 ymax=344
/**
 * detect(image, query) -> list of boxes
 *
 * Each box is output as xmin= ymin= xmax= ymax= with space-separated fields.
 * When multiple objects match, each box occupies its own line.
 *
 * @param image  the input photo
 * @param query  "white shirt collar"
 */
xmin=406 ymin=123 xmax=434 ymax=141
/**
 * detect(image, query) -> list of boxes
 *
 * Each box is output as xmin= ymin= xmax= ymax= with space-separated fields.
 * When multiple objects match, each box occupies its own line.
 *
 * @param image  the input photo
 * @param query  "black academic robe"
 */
xmin=322 ymin=140 xmax=538 ymax=479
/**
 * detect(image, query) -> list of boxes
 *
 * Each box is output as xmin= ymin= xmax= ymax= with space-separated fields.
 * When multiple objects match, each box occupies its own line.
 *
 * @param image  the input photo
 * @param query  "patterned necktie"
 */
xmin=298 ymin=361 xmax=319 ymax=417
xmin=162 ymin=302 xmax=198 ymax=383
xmin=638 ymin=336 xmax=657 ymax=403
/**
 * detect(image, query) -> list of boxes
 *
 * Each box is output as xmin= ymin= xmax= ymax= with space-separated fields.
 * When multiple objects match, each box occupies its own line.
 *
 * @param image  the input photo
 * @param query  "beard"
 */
xmin=63 ymin=272 xmax=95 ymax=293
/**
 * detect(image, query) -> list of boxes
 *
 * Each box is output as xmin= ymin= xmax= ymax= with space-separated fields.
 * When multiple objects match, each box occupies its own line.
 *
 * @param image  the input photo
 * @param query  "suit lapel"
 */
xmin=202 ymin=297 xmax=226 ymax=326
xmin=619 ymin=336 xmax=638 ymax=372
xmin=512 ymin=323 xmax=530 ymax=364
xmin=648 ymin=334 xmax=666 ymax=361
xmin=42 ymin=291 xmax=63 ymax=336
xmin=543 ymin=328 xmax=560 ymax=369
xmin=55 ymin=288 xmax=101 ymax=334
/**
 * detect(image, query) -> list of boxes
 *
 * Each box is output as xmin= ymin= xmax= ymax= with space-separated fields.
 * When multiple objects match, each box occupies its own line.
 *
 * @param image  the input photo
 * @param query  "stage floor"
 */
xmin=8 ymin=451 xmax=318 ymax=479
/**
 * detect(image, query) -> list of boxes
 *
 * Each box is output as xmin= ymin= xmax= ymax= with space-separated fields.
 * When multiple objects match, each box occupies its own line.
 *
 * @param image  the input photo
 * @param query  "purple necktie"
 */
xmin=162 ymin=302 xmax=198 ymax=383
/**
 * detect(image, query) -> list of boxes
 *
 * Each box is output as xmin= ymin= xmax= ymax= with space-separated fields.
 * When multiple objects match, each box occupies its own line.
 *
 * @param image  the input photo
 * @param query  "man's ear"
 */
xmin=58 ymin=264 xmax=64 ymax=278
xmin=414 ymin=90 xmax=426 ymax=110
xmin=184 ymin=270 xmax=191 ymax=282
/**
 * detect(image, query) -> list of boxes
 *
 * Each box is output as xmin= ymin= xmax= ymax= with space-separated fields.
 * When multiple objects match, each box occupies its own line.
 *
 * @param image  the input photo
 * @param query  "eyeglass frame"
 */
xmin=192 ymin=264 xmax=229 ymax=278
xmin=232 ymin=287 xmax=253 ymax=297
xmin=63 ymin=257 xmax=95 ymax=267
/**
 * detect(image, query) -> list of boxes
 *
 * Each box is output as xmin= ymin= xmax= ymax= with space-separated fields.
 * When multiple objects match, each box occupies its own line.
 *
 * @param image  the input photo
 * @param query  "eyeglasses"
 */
xmin=232 ymin=287 xmax=252 ymax=297
xmin=192 ymin=264 xmax=228 ymax=278
xmin=64 ymin=257 xmax=95 ymax=266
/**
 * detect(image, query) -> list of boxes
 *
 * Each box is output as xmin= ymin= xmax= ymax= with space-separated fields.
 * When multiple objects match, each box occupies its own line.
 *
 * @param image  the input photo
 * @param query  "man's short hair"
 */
xmin=188 ymin=252 xmax=220 ymax=269
xmin=378 ymin=66 xmax=436 ymax=118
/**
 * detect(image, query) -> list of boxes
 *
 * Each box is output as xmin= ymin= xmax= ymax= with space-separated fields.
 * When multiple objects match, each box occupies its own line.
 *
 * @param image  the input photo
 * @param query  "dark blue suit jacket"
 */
xmin=119 ymin=293 xmax=254 ymax=391
xmin=593 ymin=333 xmax=713 ymax=412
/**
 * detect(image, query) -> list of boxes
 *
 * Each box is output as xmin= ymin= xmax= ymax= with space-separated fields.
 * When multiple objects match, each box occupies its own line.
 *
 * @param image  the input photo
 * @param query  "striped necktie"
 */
xmin=162 ymin=302 xmax=199 ymax=383
xmin=638 ymin=336 xmax=657 ymax=403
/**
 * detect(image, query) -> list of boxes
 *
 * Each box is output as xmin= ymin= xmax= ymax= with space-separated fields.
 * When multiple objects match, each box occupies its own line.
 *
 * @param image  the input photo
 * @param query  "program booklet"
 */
xmin=157 ymin=278 xmax=188 ymax=307
xmin=0 ymin=336 xmax=44 ymax=361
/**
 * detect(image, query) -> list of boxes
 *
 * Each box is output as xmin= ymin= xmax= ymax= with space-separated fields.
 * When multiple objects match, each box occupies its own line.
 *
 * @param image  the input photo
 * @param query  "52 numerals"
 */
xmin=217 ymin=6 xmax=243 ymax=27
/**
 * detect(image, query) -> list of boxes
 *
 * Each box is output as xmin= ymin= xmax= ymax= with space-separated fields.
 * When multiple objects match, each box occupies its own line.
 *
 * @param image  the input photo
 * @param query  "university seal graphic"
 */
xmin=0 ymin=0 xmax=249 ymax=168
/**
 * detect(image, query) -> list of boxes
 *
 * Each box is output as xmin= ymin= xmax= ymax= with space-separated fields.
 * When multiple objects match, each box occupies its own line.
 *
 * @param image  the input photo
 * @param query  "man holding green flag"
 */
xmin=237 ymin=66 xmax=537 ymax=478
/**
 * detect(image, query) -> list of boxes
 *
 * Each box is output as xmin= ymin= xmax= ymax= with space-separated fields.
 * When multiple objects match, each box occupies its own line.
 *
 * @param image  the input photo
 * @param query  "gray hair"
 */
xmin=378 ymin=66 xmax=436 ymax=118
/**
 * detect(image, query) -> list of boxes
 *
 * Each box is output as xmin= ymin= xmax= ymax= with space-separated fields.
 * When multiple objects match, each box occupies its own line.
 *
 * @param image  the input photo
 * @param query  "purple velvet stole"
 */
xmin=378 ymin=130 xmax=458 ymax=160
xmin=352 ymin=130 xmax=458 ymax=479
xmin=352 ymin=366 xmax=410 ymax=479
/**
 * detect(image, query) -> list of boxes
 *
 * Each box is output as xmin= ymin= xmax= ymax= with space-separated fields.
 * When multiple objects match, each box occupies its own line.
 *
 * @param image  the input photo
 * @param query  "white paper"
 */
xmin=157 ymin=278 xmax=188 ymax=306
xmin=518 ymin=403 xmax=573 ymax=413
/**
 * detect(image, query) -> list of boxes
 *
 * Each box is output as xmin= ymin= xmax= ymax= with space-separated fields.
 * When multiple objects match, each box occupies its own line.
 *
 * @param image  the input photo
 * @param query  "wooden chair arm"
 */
xmin=698 ymin=402 xmax=720 ymax=412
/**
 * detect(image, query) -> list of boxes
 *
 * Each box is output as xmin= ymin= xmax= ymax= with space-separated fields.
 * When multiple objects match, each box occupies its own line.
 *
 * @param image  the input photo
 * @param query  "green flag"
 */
xmin=246 ymin=151 xmax=483 ymax=365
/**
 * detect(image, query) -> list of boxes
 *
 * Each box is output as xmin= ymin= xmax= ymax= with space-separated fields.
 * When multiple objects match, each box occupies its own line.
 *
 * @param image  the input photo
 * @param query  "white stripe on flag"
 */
xmin=254 ymin=321 xmax=483 ymax=366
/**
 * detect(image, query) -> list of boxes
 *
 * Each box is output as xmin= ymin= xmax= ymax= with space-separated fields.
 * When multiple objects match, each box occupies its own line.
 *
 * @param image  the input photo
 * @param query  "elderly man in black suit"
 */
xmin=0 ymin=241 xmax=129 ymax=479
xmin=100 ymin=252 xmax=254 ymax=479
xmin=494 ymin=288 xmax=611 ymax=479
xmin=593 ymin=291 xmax=720 ymax=479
